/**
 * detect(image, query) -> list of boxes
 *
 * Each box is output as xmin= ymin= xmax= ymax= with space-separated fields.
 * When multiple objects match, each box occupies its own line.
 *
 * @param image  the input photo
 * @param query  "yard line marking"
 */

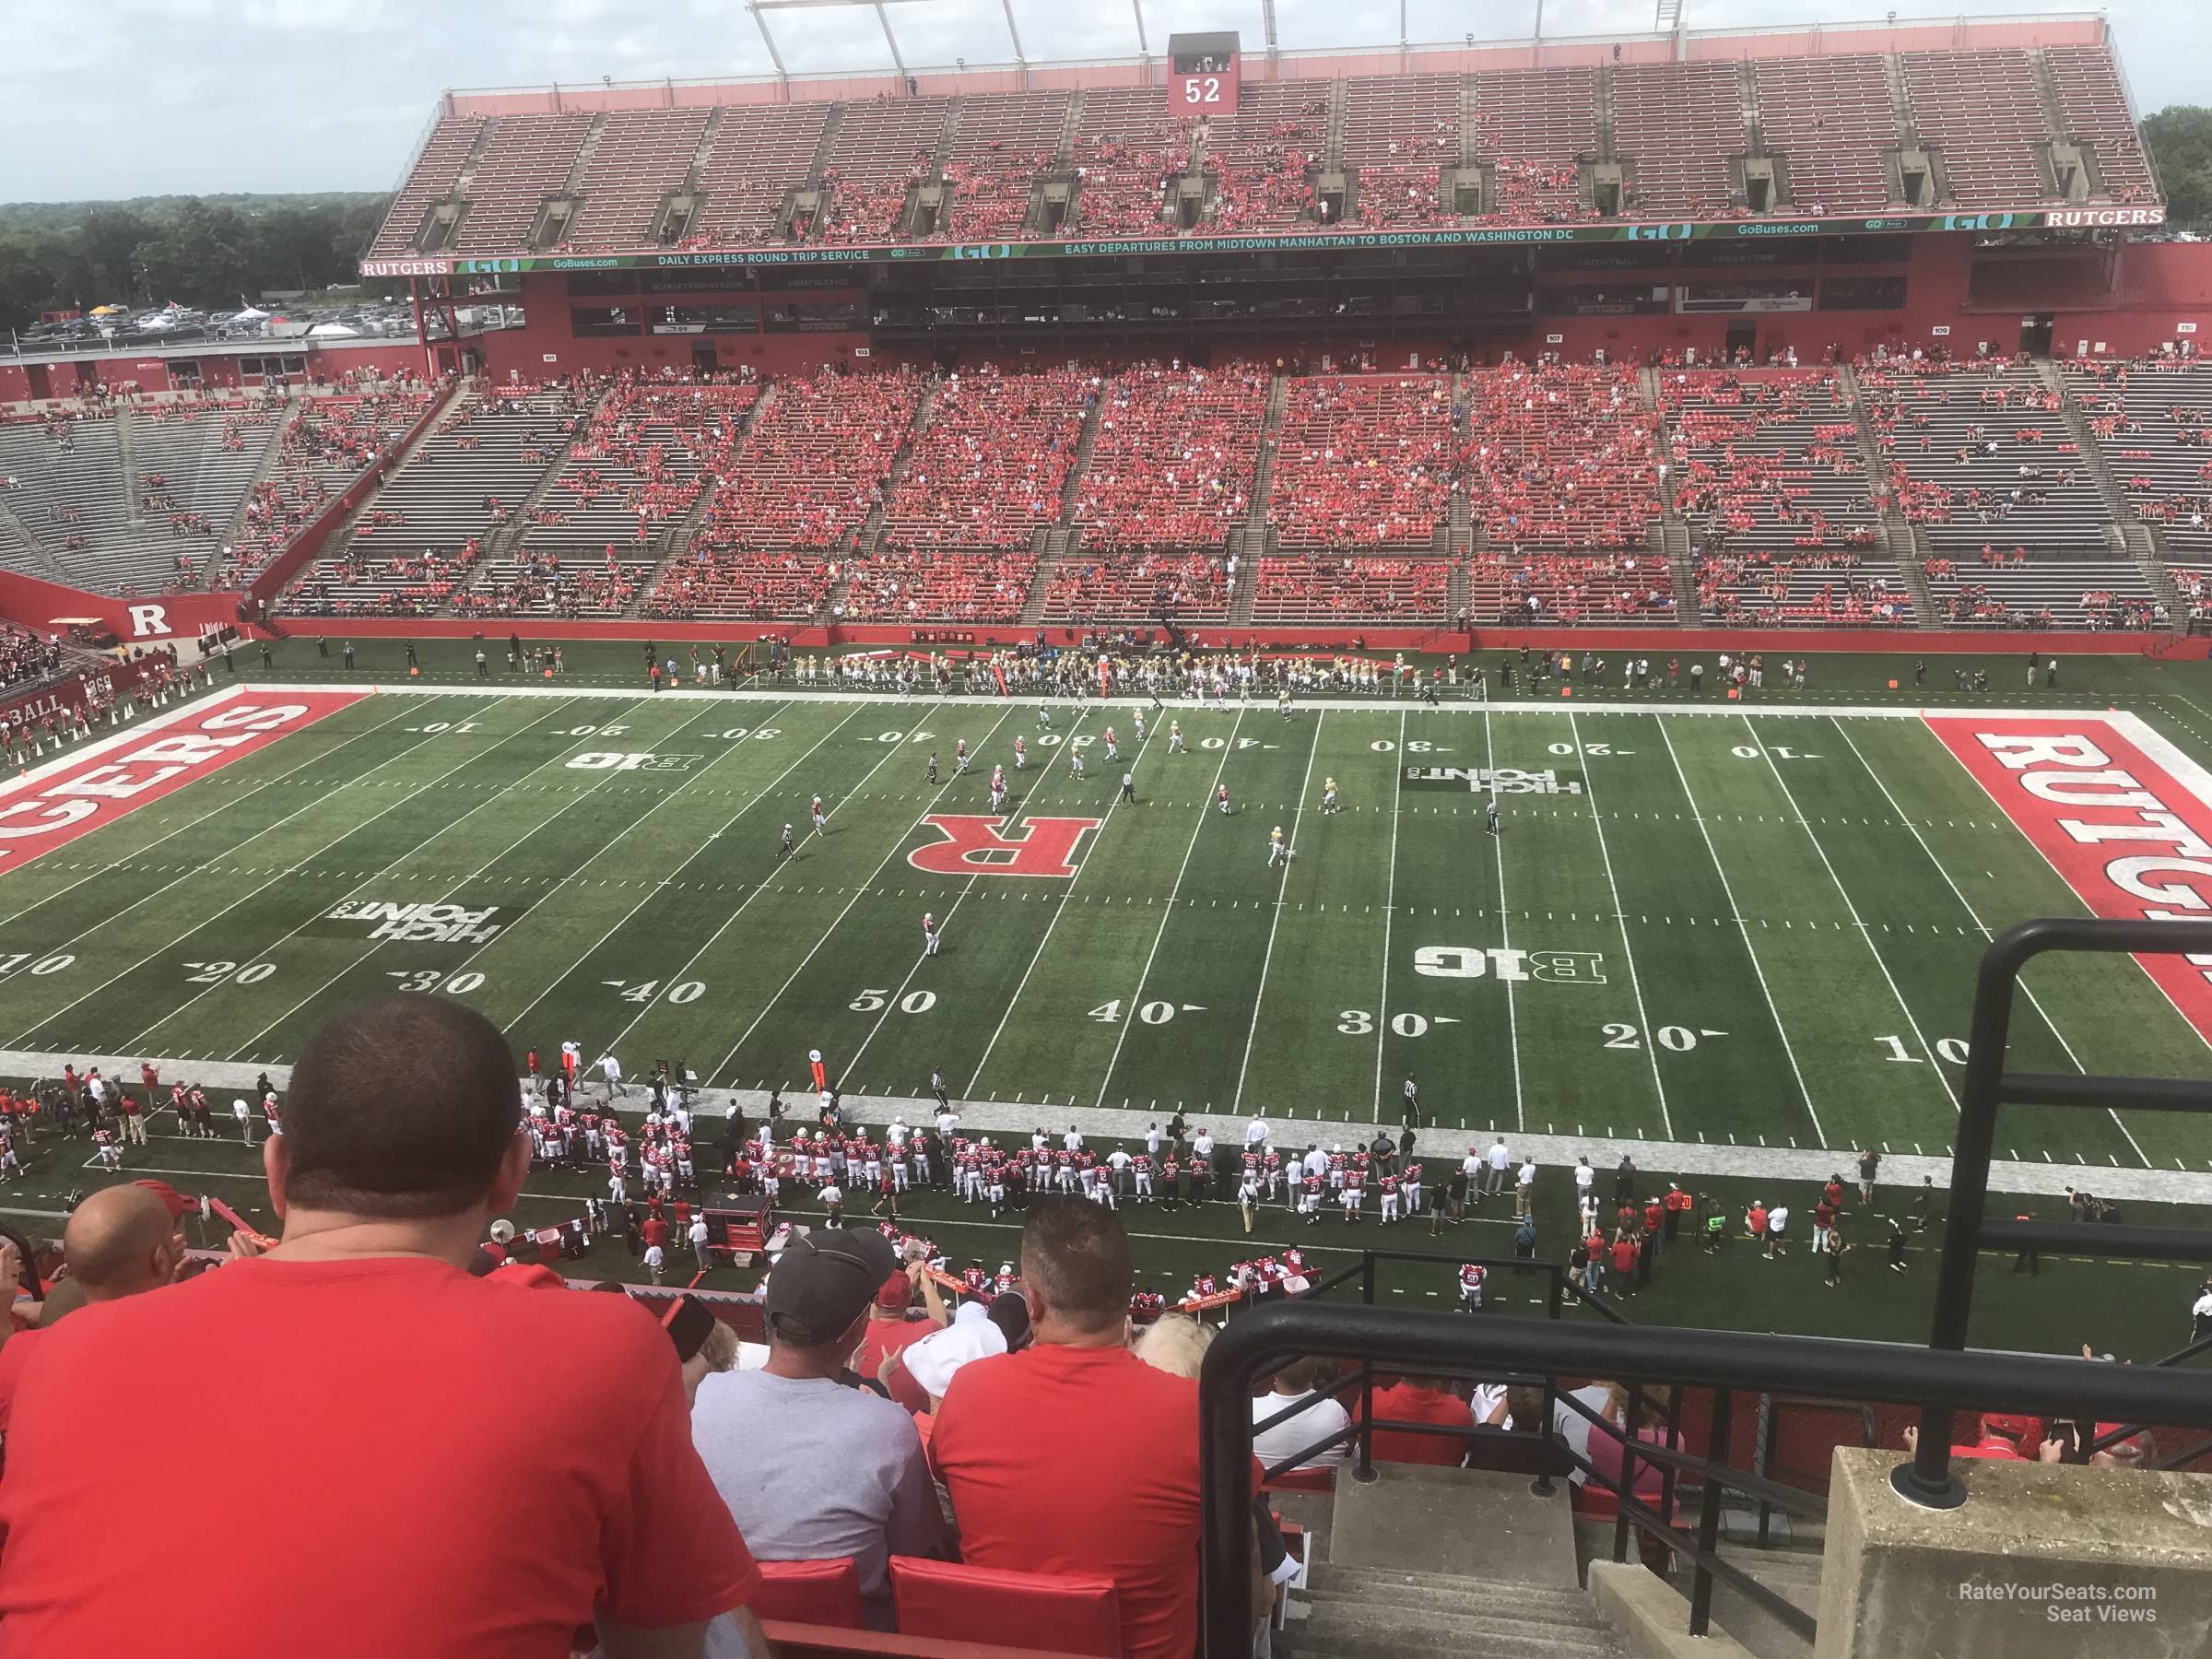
xmin=1744 ymin=712 xmax=1957 ymax=1111
xmin=0 ymin=697 xmax=423 ymax=934
xmin=1830 ymin=719 xmax=2148 ymax=1167
xmin=1478 ymin=680 xmax=1524 ymax=1131
xmin=850 ymin=708 xmax=1105 ymax=1084
xmin=1570 ymin=710 xmax=1672 ymax=1139
xmin=1232 ymin=710 xmax=1325 ymax=1113
xmin=1093 ymin=711 xmax=1247 ymax=1112
xmin=121 ymin=699 xmax=591 ymax=1054
xmin=704 ymin=702 xmax=1018 ymax=1088
xmin=0 ymin=697 xmax=433 ymax=939
xmin=220 ymin=696 xmax=748 ymax=1058
xmin=1655 ymin=715 xmax=1823 ymax=1143
xmin=6 ymin=699 xmax=524 ymax=1048
xmin=515 ymin=700 xmax=853 ymax=1049
xmin=1371 ymin=709 xmax=1406 ymax=1123
xmin=965 ymin=720 xmax=1148 ymax=1098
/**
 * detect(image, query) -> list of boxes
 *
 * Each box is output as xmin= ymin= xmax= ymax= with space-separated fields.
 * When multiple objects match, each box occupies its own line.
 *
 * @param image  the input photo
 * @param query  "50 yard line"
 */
xmin=703 ymin=701 xmax=1019 ymax=1088
xmin=1231 ymin=709 xmax=1325 ymax=1114
xmin=1092 ymin=709 xmax=1247 ymax=1112
xmin=1570 ymin=708 xmax=1673 ymax=1138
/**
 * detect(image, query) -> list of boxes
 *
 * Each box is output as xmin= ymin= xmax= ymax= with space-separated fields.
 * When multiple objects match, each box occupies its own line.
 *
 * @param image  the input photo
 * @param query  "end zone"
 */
xmin=0 ymin=688 xmax=368 ymax=871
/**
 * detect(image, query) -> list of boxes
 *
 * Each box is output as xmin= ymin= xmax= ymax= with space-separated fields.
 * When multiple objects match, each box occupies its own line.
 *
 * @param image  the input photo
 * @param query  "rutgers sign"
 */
xmin=909 ymin=814 xmax=1101 ymax=879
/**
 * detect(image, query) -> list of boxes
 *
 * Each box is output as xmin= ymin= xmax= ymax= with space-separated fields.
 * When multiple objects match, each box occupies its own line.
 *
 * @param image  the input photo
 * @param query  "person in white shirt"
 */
xmin=1573 ymin=1158 xmax=1594 ymax=1203
xmin=1485 ymin=1137 xmax=1512 ymax=1198
xmin=2192 ymin=1279 xmax=2212 ymax=1343
xmin=689 ymin=1215 xmax=712 ymax=1273
xmin=643 ymin=1241 xmax=666 ymax=1284
xmin=233 ymin=1097 xmax=254 ymax=1146
xmin=1244 ymin=1115 xmax=1269 ymax=1150
xmin=935 ymin=1108 xmax=959 ymax=1140
xmin=1145 ymin=1123 xmax=1163 ymax=1157
xmin=1765 ymin=1203 xmax=1791 ymax=1257
xmin=1252 ymin=1357 xmax=1351 ymax=1473
xmin=1516 ymin=1159 xmax=1537 ymax=1217
xmin=597 ymin=1053 xmax=623 ymax=1101
xmin=1460 ymin=1147 xmax=1484 ymax=1209
xmin=1063 ymin=1126 xmax=1084 ymax=1153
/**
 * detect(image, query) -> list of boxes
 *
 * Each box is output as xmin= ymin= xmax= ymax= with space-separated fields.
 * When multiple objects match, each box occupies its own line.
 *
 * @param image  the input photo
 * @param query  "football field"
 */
xmin=0 ymin=675 xmax=2207 ymax=1185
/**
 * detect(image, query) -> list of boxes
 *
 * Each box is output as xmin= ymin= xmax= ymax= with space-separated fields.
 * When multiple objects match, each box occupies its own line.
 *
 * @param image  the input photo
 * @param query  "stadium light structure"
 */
xmin=750 ymin=0 xmax=1032 ymax=88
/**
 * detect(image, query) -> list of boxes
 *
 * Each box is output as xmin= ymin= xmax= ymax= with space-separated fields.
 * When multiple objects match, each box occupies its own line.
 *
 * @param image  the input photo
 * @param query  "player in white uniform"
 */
xmin=956 ymin=737 xmax=969 ymax=774
xmin=923 ymin=912 xmax=939 ymax=956
xmin=1266 ymin=825 xmax=1287 ymax=868
xmin=1321 ymin=776 xmax=1339 ymax=814
xmin=1013 ymin=735 xmax=1027 ymax=770
xmin=1277 ymin=688 xmax=1291 ymax=720
xmin=1037 ymin=702 xmax=1053 ymax=730
xmin=1069 ymin=746 xmax=1085 ymax=780
xmin=1168 ymin=720 xmax=1185 ymax=754
xmin=990 ymin=767 xmax=1006 ymax=812
xmin=1134 ymin=709 xmax=1147 ymax=743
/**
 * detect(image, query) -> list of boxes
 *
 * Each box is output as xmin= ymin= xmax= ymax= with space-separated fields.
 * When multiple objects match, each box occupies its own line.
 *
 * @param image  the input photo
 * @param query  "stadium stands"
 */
xmin=1044 ymin=550 xmax=1231 ymax=620
xmin=287 ymin=382 xmax=599 ymax=616
xmin=1612 ymin=62 xmax=1747 ymax=219
xmin=0 ymin=399 xmax=286 ymax=594
xmin=564 ymin=109 xmax=712 ymax=252
xmin=1921 ymin=549 xmax=2164 ymax=629
xmin=698 ymin=104 xmax=834 ymax=244
xmin=1250 ymin=555 xmax=1453 ymax=621
xmin=644 ymin=369 xmax=924 ymax=620
xmin=2046 ymin=43 xmax=2157 ymax=203
xmin=939 ymin=92 xmax=1067 ymax=241
xmin=2065 ymin=357 xmax=2212 ymax=553
xmin=1470 ymin=67 xmax=1599 ymax=224
xmin=1464 ymin=362 xmax=1660 ymax=549
xmin=1070 ymin=86 xmax=1189 ymax=237
xmin=1265 ymin=374 xmax=1455 ymax=548
xmin=821 ymin=98 xmax=951 ymax=243
xmin=1201 ymin=79 xmax=1327 ymax=232
xmin=1751 ymin=56 xmax=1900 ymax=216
xmin=1862 ymin=359 xmax=2112 ymax=550
xmin=1468 ymin=551 xmax=1675 ymax=624
xmin=1661 ymin=369 xmax=1883 ymax=549
xmin=1697 ymin=551 xmax=1909 ymax=627
xmin=218 ymin=384 xmax=434 ymax=588
xmin=449 ymin=115 xmax=594 ymax=255
xmin=368 ymin=115 xmax=485 ymax=257
xmin=1900 ymin=50 xmax=2049 ymax=206
xmin=1070 ymin=364 xmax=1267 ymax=552
xmin=1342 ymin=74 xmax=1458 ymax=228
xmin=878 ymin=367 xmax=1090 ymax=551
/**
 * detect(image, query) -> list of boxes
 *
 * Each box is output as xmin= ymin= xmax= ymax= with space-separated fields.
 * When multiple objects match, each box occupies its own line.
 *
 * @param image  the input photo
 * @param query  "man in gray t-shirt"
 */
xmin=692 ymin=1229 xmax=944 ymax=1628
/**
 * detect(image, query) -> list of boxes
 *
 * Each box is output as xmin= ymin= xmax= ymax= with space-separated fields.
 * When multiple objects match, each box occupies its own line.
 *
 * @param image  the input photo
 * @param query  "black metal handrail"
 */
xmin=1198 ymin=1300 xmax=2212 ymax=1658
xmin=1918 ymin=916 xmax=2212 ymax=1507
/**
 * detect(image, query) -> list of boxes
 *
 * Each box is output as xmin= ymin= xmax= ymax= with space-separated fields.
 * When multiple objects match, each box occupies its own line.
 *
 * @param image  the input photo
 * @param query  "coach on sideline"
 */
xmin=0 ymin=994 xmax=771 ymax=1659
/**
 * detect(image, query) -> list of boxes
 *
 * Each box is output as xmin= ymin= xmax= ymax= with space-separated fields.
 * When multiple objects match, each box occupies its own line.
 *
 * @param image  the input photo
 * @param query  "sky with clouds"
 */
xmin=2 ymin=1 xmax=2196 ymax=203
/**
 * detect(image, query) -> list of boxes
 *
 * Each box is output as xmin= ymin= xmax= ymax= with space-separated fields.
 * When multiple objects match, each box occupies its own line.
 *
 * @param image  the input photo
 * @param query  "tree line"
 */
xmin=0 ymin=195 xmax=391 ymax=335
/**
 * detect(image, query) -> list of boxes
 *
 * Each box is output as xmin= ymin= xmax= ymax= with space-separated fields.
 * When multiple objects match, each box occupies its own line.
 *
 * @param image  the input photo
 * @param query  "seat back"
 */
xmin=755 ymin=1556 xmax=865 ymax=1629
xmin=889 ymin=1555 xmax=1122 ymax=1657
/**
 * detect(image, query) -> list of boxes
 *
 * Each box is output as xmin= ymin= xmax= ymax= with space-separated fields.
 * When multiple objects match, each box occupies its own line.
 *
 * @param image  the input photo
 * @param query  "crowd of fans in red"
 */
xmin=1266 ymin=374 xmax=1455 ymax=548
xmin=1465 ymin=360 xmax=1661 ymax=549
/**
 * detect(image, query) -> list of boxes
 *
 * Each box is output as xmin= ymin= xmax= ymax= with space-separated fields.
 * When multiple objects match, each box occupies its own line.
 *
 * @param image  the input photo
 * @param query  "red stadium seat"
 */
xmin=888 ymin=1556 xmax=1123 ymax=1657
xmin=754 ymin=1557 xmax=865 ymax=1629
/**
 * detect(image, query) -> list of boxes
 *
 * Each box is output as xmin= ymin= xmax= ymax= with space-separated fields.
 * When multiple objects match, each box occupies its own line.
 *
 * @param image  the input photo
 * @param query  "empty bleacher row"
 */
xmin=2065 ymin=358 xmax=2212 ymax=553
xmin=371 ymin=39 xmax=2154 ymax=259
xmin=1661 ymin=369 xmax=1882 ymax=550
xmin=0 ymin=398 xmax=295 ymax=594
xmin=285 ymin=382 xmax=605 ymax=616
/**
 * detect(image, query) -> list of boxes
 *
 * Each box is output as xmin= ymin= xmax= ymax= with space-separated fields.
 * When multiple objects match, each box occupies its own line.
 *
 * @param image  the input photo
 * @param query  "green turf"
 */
xmin=3 ymin=641 xmax=2208 ymax=1358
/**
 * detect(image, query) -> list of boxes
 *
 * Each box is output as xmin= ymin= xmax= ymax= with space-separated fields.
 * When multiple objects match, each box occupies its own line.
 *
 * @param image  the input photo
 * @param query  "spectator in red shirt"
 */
xmin=0 ymin=994 xmax=767 ymax=1659
xmin=1371 ymin=1376 xmax=1475 ymax=1466
xmin=931 ymin=1198 xmax=1206 ymax=1659
xmin=861 ymin=1261 xmax=948 ymax=1413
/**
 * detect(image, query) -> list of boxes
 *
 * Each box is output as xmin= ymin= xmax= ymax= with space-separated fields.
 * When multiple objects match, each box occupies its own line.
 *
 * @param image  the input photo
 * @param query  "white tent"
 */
xmin=306 ymin=323 xmax=360 ymax=338
xmin=231 ymin=305 xmax=271 ymax=323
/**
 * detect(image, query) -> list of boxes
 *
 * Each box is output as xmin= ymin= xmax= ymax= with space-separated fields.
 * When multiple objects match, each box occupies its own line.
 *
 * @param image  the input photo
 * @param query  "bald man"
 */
xmin=0 ymin=1187 xmax=182 ymax=1456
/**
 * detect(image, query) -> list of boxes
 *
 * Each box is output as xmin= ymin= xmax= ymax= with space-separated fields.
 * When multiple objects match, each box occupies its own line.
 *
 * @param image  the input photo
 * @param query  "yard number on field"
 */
xmin=851 ymin=987 xmax=938 ymax=1014
xmin=1603 ymin=1023 xmax=1727 ymax=1052
xmin=1880 ymin=1034 xmax=1971 ymax=1064
xmin=387 ymin=969 xmax=486 ymax=994
xmin=604 ymin=979 xmax=706 ymax=1005
xmin=1088 ymin=1001 xmax=1206 ymax=1025
xmin=184 ymin=959 xmax=277 ymax=986
xmin=0 ymin=953 xmax=72 ymax=977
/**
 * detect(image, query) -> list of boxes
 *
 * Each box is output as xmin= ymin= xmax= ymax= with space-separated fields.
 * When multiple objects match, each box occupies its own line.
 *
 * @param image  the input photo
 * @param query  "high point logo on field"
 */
xmin=325 ymin=900 xmax=504 ymax=945
xmin=909 ymin=814 xmax=1102 ymax=878
xmin=1405 ymin=765 xmax=1583 ymax=794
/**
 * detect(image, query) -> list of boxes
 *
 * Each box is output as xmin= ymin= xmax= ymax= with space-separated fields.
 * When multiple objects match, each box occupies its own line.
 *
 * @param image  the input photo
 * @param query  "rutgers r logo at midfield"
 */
xmin=909 ymin=814 xmax=1101 ymax=878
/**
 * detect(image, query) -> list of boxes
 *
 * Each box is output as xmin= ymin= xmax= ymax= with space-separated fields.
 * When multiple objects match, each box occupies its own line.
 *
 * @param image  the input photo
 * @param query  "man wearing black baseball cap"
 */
xmin=694 ymin=1228 xmax=946 ymax=1628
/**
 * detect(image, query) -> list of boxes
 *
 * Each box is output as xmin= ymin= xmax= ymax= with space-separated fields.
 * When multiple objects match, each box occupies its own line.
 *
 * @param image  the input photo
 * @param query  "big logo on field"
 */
xmin=909 ymin=814 xmax=1101 ymax=879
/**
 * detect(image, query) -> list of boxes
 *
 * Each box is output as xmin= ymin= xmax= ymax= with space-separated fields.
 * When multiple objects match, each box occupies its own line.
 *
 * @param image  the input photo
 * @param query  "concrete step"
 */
xmin=1330 ymin=1462 xmax=1581 ymax=1587
xmin=1285 ymin=1601 xmax=1623 ymax=1658
xmin=1307 ymin=1562 xmax=1599 ymax=1616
